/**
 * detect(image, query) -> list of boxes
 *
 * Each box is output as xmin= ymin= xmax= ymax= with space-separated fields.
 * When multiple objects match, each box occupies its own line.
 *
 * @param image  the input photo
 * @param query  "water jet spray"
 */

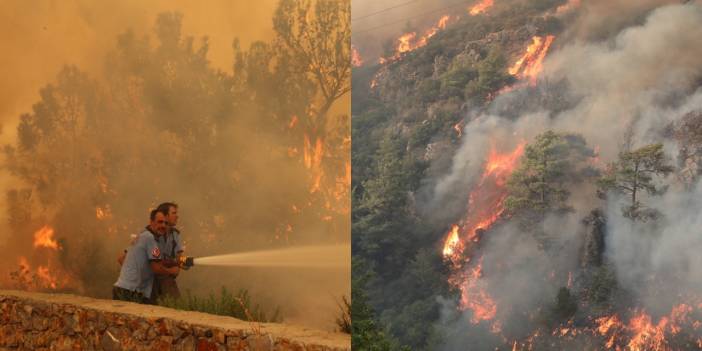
xmin=176 ymin=244 xmax=349 ymax=269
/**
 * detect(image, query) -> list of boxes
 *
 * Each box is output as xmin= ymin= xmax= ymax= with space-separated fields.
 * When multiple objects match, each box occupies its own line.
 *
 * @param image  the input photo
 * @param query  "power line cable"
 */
xmin=353 ymin=0 xmax=475 ymax=35
xmin=352 ymin=0 xmax=424 ymax=22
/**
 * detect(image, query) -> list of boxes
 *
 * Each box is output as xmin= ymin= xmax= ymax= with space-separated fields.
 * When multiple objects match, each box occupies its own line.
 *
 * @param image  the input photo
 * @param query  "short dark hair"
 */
xmin=156 ymin=202 xmax=178 ymax=214
xmin=150 ymin=207 xmax=169 ymax=221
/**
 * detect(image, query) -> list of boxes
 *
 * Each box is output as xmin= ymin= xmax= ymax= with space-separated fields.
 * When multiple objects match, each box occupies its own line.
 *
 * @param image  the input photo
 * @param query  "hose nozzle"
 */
xmin=178 ymin=256 xmax=195 ymax=268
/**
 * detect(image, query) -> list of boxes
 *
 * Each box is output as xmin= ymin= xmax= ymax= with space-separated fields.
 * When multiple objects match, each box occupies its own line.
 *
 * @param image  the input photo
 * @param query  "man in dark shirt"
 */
xmin=151 ymin=202 xmax=185 ymax=301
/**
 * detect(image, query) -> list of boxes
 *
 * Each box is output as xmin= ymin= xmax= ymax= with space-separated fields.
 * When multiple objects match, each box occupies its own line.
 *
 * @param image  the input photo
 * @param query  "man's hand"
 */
xmin=150 ymin=261 xmax=179 ymax=276
xmin=168 ymin=266 xmax=180 ymax=276
xmin=162 ymin=258 xmax=178 ymax=268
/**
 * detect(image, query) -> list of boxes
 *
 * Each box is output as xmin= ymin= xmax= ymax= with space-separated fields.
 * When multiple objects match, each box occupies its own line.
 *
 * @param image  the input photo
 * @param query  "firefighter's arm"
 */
xmin=150 ymin=260 xmax=180 ymax=275
xmin=117 ymin=250 xmax=127 ymax=266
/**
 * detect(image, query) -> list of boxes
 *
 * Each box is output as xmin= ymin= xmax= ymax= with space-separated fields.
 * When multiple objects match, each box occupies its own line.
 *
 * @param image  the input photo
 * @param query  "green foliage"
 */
xmin=417 ymin=79 xmax=441 ymax=103
xmin=588 ymin=265 xmax=617 ymax=306
xmin=505 ymin=131 xmax=595 ymax=221
xmin=157 ymin=287 xmax=281 ymax=323
xmin=440 ymin=66 xmax=477 ymax=99
xmin=407 ymin=112 xmax=453 ymax=149
xmin=382 ymin=298 xmax=441 ymax=349
xmin=598 ymin=143 xmax=673 ymax=220
xmin=352 ymin=104 xmax=394 ymax=195
xmin=554 ymin=287 xmax=577 ymax=321
xmin=464 ymin=46 xmax=513 ymax=99
xmin=353 ymin=135 xmax=412 ymax=266
xmin=352 ymin=261 xmax=394 ymax=351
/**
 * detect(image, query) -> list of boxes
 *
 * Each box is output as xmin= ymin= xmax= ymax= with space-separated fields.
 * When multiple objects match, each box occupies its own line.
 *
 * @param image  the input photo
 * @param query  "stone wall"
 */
xmin=0 ymin=290 xmax=349 ymax=351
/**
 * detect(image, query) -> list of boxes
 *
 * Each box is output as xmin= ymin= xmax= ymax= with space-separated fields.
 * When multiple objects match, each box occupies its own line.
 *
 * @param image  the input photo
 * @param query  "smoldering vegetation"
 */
xmin=0 ymin=0 xmax=350 ymax=331
xmin=352 ymin=0 xmax=702 ymax=349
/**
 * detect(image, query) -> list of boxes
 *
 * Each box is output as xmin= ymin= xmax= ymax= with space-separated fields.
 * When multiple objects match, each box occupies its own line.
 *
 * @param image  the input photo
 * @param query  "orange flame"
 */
xmin=469 ymin=0 xmax=494 ymax=15
xmin=443 ymin=142 xmax=525 ymax=328
xmin=508 ymin=35 xmax=555 ymax=85
xmin=627 ymin=310 xmax=668 ymax=351
xmin=459 ymin=258 xmax=498 ymax=323
xmin=555 ymin=0 xmax=581 ymax=15
xmin=380 ymin=15 xmax=452 ymax=64
xmin=288 ymin=115 xmax=298 ymax=129
xmin=303 ymin=134 xmax=324 ymax=193
xmin=351 ymin=45 xmax=363 ymax=67
xmin=36 ymin=266 xmax=58 ymax=289
xmin=96 ymin=205 xmax=112 ymax=220
xmin=442 ymin=225 xmax=462 ymax=257
xmin=33 ymin=225 xmax=59 ymax=250
xmin=453 ymin=121 xmax=464 ymax=137
xmin=443 ymin=142 xmax=525 ymax=260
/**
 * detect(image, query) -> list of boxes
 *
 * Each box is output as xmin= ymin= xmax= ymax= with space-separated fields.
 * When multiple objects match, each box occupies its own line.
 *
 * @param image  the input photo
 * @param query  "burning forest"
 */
xmin=0 ymin=0 xmax=350 ymax=330
xmin=352 ymin=0 xmax=702 ymax=349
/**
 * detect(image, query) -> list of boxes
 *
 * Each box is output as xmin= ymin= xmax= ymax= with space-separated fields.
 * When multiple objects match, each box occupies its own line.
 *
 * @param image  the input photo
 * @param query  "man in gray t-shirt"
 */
xmin=113 ymin=209 xmax=179 ymax=304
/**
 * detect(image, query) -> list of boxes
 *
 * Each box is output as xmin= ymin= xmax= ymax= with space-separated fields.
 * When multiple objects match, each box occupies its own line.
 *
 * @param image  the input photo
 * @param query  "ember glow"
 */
xmin=380 ymin=15 xmax=451 ymax=64
xmin=303 ymin=134 xmax=324 ymax=193
xmin=351 ymin=45 xmax=363 ymax=67
xmin=12 ymin=257 xmax=70 ymax=292
xmin=453 ymin=121 xmax=464 ymax=138
xmin=36 ymin=266 xmax=58 ymax=290
xmin=460 ymin=257 xmax=498 ymax=323
xmin=469 ymin=0 xmax=494 ymax=16
xmin=33 ymin=225 xmax=59 ymax=250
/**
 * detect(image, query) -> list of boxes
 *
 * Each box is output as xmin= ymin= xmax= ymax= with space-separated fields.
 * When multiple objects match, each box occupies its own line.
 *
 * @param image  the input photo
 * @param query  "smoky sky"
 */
xmin=0 ymin=0 xmax=279 ymax=230
xmin=0 ymin=0 xmax=277 ymax=143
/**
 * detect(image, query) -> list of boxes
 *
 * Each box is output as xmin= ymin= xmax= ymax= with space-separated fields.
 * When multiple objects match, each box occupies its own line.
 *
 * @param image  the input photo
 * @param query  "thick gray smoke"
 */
xmin=431 ymin=1 xmax=702 ymax=347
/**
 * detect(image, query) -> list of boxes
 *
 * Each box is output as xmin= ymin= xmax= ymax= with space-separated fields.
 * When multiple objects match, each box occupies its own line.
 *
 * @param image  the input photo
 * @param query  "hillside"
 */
xmin=352 ymin=0 xmax=702 ymax=350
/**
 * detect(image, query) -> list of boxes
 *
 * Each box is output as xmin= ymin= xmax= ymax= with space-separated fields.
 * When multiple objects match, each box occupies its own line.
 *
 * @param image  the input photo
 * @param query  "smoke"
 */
xmin=0 ymin=1 xmax=350 ymax=331
xmin=428 ymin=1 xmax=702 ymax=347
xmin=545 ymin=3 xmax=702 ymax=158
xmin=0 ymin=0 xmax=278 ymax=242
xmin=605 ymin=172 xmax=702 ymax=313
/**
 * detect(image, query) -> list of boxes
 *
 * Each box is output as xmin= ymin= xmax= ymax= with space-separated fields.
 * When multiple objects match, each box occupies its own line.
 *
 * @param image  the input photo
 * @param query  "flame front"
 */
xmin=509 ymin=303 xmax=702 ymax=349
xmin=380 ymin=15 xmax=451 ymax=64
xmin=469 ymin=0 xmax=494 ymax=16
xmin=33 ymin=225 xmax=59 ymax=250
xmin=443 ymin=142 xmax=525 ymax=326
xmin=508 ymin=35 xmax=555 ymax=85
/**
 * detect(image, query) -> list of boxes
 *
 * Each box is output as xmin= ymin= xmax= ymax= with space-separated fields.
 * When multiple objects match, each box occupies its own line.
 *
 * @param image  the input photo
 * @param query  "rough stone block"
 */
xmin=246 ymin=335 xmax=274 ymax=351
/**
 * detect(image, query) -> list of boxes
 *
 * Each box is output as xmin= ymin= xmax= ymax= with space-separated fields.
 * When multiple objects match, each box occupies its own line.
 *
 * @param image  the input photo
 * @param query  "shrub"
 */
xmin=157 ymin=287 xmax=281 ymax=323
